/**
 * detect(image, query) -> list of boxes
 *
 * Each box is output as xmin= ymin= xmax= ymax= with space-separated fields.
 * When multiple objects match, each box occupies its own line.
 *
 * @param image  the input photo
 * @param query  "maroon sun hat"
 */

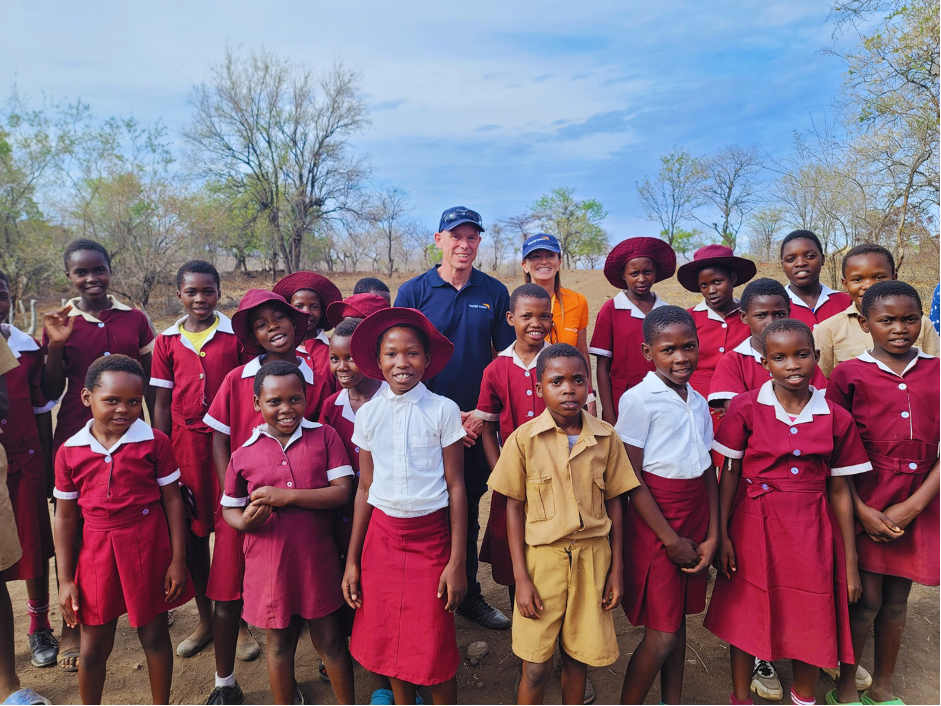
xmin=271 ymin=271 xmax=342 ymax=331
xmin=676 ymin=244 xmax=758 ymax=293
xmin=603 ymin=237 xmax=677 ymax=289
xmin=326 ymin=293 xmax=391 ymax=329
xmin=349 ymin=308 xmax=454 ymax=382
xmin=231 ymin=289 xmax=309 ymax=356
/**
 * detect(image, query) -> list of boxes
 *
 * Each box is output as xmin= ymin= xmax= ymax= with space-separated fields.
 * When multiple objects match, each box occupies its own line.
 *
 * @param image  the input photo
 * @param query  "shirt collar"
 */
xmin=498 ymin=341 xmax=547 ymax=371
xmin=2 ymin=324 xmax=40 ymax=358
xmin=429 ymin=265 xmax=482 ymax=289
xmin=63 ymin=418 xmax=154 ymax=454
xmin=297 ymin=329 xmax=330 ymax=355
xmin=380 ymin=381 xmax=428 ymax=403
xmin=639 ymin=370 xmax=695 ymax=400
xmin=530 ymin=408 xmax=611 ymax=440
xmin=844 ymin=302 xmax=860 ymax=318
xmin=66 ymin=295 xmax=132 ymax=323
xmin=160 ymin=312 xmax=234 ymax=337
xmin=732 ymin=337 xmax=763 ymax=362
xmin=786 ymin=283 xmax=836 ymax=311
xmin=242 ymin=418 xmax=320 ymax=451
xmin=240 ymin=355 xmax=314 ymax=384
xmin=693 ymin=298 xmax=739 ymax=323
xmin=334 ymin=382 xmax=388 ymax=422
xmin=857 ymin=348 xmax=933 ymax=377
xmin=755 ymin=379 xmax=829 ymax=426
xmin=613 ymin=291 xmax=666 ymax=319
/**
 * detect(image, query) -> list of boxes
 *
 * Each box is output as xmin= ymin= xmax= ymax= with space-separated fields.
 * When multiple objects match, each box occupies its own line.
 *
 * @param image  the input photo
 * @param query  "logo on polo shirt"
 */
xmin=468 ymin=303 xmax=491 ymax=310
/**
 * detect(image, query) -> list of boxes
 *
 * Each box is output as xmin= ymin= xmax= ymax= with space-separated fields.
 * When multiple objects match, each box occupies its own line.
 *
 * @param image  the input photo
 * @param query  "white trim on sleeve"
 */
xmin=156 ymin=469 xmax=182 ymax=486
xmin=707 ymin=391 xmax=736 ymax=402
xmin=140 ymin=340 xmax=156 ymax=356
xmin=831 ymin=461 xmax=873 ymax=477
xmin=712 ymin=440 xmax=745 ymax=460
xmin=588 ymin=346 xmax=612 ymax=358
xmin=149 ymin=377 xmax=174 ymax=389
xmin=472 ymin=409 xmax=500 ymax=422
xmin=220 ymin=494 xmax=248 ymax=507
xmin=203 ymin=414 xmax=230 ymax=435
xmin=53 ymin=488 xmax=80 ymax=500
xmin=326 ymin=465 xmax=355 ymax=481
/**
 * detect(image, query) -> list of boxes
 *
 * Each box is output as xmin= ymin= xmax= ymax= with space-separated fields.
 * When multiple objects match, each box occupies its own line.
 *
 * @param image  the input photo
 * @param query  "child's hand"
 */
xmin=715 ymin=536 xmax=736 ymax=580
xmin=515 ymin=578 xmax=543 ymax=619
xmin=683 ymin=536 xmax=718 ymax=575
xmin=165 ymin=560 xmax=187 ymax=602
xmin=250 ymin=486 xmax=291 ymax=507
xmin=602 ymin=570 xmax=623 ymax=611
xmin=460 ymin=412 xmax=481 ymax=448
xmin=59 ymin=581 xmax=79 ymax=628
xmin=883 ymin=502 xmax=917 ymax=533
xmin=43 ymin=306 xmax=75 ymax=347
xmin=241 ymin=502 xmax=272 ymax=531
xmin=437 ymin=560 xmax=467 ymax=612
xmin=846 ymin=564 xmax=861 ymax=604
xmin=666 ymin=536 xmax=700 ymax=568
xmin=857 ymin=504 xmax=904 ymax=543
xmin=342 ymin=562 xmax=362 ymax=609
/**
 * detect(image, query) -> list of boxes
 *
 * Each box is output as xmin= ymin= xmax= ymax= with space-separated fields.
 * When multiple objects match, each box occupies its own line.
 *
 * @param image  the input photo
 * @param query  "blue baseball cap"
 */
xmin=522 ymin=233 xmax=561 ymax=259
xmin=438 ymin=206 xmax=485 ymax=233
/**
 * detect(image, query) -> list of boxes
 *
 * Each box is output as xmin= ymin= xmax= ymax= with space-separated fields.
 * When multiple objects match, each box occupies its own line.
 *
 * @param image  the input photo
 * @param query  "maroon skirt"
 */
xmin=1 ymin=442 xmax=53 ymax=582
xmin=206 ymin=507 xmax=244 ymax=602
xmin=170 ymin=424 xmax=217 ymax=538
xmin=479 ymin=491 xmax=514 ymax=586
xmin=622 ymin=472 xmax=709 ymax=632
xmin=350 ymin=508 xmax=459 ymax=686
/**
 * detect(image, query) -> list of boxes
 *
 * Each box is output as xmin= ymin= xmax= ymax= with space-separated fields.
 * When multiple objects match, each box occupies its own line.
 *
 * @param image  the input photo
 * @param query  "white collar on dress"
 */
xmin=242 ymin=418 xmax=320 ymax=451
xmin=2 ymin=324 xmax=40 ymax=358
xmin=63 ymin=418 xmax=154 ymax=454
xmin=160 ymin=312 xmax=234 ymax=336
xmin=693 ymin=298 xmax=739 ymax=323
xmin=333 ymin=382 xmax=388 ymax=423
xmin=497 ymin=341 xmax=547 ymax=371
xmin=612 ymin=291 xmax=667 ymax=319
xmin=297 ymin=330 xmax=330 ymax=355
xmin=732 ymin=337 xmax=763 ymax=362
xmin=65 ymin=295 xmax=132 ymax=323
xmin=755 ymin=379 xmax=829 ymax=426
xmin=857 ymin=348 xmax=933 ymax=378
xmin=786 ymin=283 xmax=836 ymax=311
xmin=380 ymin=381 xmax=427 ymax=404
xmin=240 ymin=355 xmax=315 ymax=384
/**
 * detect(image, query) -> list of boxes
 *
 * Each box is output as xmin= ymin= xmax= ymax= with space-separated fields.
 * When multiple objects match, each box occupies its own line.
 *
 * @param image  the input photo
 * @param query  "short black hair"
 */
xmin=841 ymin=243 xmax=895 ymax=276
xmin=760 ymin=319 xmax=815 ymax=354
xmin=510 ymin=283 xmax=552 ymax=313
xmin=0 ymin=270 xmax=9 ymax=288
xmin=353 ymin=277 xmax=390 ymax=295
xmin=642 ymin=305 xmax=697 ymax=345
xmin=375 ymin=324 xmax=429 ymax=357
xmin=536 ymin=342 xmax=588 ymax=380
xmin=253 ymin=360 xmax=306 ymax=397
xmin=333 ymin=317 xmax=363 ymax=337
xmin=780 ymin=230 xmax=823 ymax=257
xmin=84 ymin=354 xmax=145 ymax=390
xmin=176 ymin=260 xmax=221 ymax=289
xmin=64 ymin=238 xmax=111 ymax=270
xmin=741 ymin=278 xmax=790 ymax=313
xmin=860 ymin=280 xmax=922 ymax=319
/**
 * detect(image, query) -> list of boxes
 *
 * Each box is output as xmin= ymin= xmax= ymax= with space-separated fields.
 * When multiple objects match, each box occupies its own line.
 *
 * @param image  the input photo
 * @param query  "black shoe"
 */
xmin=205 ymin=682 xmax=244 ymax=705
xmin=456 ymin=593 xmax=511 ymax=630
xmin=28 ymin=628 xmax=59 ymax=668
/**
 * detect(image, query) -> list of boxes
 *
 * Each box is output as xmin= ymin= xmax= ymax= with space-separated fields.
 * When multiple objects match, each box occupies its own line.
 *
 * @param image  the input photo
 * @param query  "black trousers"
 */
xmin=463 ymin=440 xmax=490 ymax=595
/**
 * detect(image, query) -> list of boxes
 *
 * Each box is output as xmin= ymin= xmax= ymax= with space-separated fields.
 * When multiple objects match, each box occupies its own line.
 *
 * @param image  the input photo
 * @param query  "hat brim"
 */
xmin=676 ymin=256 xmax=758 ymax=293
xmin=349 ymin=308 xmax=454 ymax=382
xmin=603 ymin=237 xmax=677 ymax=289
xmin=272 ymin=272 xmax=342 ymax=330
xmin=440 ymin=218 xmax=485 ymax=233
xmin=522 ymin=245 xmax=561 ymax=259
xmin=232 ymin=301 xmax=309 ymax=356
xmin=325 ymin=294 xmax=390 ymax=329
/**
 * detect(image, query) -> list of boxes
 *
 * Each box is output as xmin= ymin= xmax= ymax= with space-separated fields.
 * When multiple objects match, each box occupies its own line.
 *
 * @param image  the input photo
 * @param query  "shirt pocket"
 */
xmin=525 ymin=477 xmax=556 ymax=521
xmin=592 ymin=475 xmax=606 ymax=519
xmin=408 ymin=434 xmax=443 ymax=471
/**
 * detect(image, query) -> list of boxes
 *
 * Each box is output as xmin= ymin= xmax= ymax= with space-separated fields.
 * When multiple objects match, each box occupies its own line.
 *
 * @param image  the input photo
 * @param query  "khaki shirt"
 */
xmin=814 ymin=303 xmax=940 ymax=377
xmin=0 ymin=335 xmax=23 ymax=571
xmin=488 ymin=409 xmax=638 ymax=547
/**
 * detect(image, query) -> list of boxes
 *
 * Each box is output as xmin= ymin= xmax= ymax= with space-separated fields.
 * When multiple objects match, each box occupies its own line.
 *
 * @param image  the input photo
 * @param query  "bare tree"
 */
xmin=746 ymin=206 xmax=786 ymax=260
xmin=697 ymin=145 xmax=763 ymax=250
xmin=367 ymin=186 xmax=411 ymax=278
xmin=636 ymin=148 xmax=705 ymax=247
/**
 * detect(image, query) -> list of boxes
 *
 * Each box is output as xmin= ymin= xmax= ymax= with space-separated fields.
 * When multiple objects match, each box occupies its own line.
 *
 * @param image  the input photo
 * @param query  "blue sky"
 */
xmin=3 ymin=0 xmax=852 ymax=243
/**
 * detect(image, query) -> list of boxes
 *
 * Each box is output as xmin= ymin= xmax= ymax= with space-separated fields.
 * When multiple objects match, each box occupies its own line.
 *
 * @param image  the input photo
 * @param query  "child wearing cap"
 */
xmin=342 ymin=308 xmax=468 ymax=704
xmin=779 ymin=230 xmax=852 ymax=330
xmin=590 ymin=237 xmax=676 ymax=424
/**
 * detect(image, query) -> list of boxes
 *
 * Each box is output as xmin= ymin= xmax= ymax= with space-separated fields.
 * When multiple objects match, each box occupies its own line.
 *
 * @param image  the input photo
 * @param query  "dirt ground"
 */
xmin=7 ymin=264 xmax=940 ymax=704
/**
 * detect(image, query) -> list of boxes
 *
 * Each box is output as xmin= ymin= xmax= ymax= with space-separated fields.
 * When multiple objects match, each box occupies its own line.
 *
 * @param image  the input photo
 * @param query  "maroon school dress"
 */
xmin=589 ymin=292 xmax=669 ymax=414
xmin=474 ymin=344 xmax=547 ymax=586
xmin=203 ymin=355 xmax=329 ymax=602
xmin=222 ymin=420 xmax=352 ymax=628
xmin=0 ymin=326 xmax=55 ymax=581
xmin=705 ymin=382 xmax=872 ymax=667
xmin=826 ymin=352 xmax=940 ymax=585
xmin=298 ymin=333 xmax=337 ymax=394
xmin=43 ymin=297 xmax=155 ymax=452
xmin=150 ymin=313 xmax=244 ymax=537
xmin=53 ymin=420 xmax=193 ymax=627
xmin=786 ymin=285 xmax=853 ymax=331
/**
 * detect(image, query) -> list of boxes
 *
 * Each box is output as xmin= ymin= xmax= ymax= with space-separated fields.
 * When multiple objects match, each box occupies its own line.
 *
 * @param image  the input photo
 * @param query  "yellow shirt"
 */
xmin=548 ymin=287 xmax=590 ymax=347
xmin=813 ymin=303 xmax=940 ymax=377
xmin=488 ymin=409 xmax=638 ymax=546
xmin=180 ymin=316 xmax=220 ymax=354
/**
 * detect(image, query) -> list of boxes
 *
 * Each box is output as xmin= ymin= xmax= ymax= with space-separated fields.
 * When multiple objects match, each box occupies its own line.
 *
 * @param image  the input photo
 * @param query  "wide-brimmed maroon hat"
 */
xmin=676 ymin=244 xmax=758 ymax=293
xmin=231 ymin=289 xmax=309 ymax=356
xmin=603 ymin=237 xmax=677 ymax=289
xmin=272 ymin=271 xmax=342 ymax=330
xmin=349 ymin=308 xmax=454 ymax=382
xmin=326 ymin=293 xmax=390 ymax=329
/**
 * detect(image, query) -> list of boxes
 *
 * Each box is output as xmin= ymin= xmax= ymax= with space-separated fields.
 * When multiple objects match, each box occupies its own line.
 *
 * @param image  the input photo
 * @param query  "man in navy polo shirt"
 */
xmin=395 ymin=206 xmax=515 ymax=631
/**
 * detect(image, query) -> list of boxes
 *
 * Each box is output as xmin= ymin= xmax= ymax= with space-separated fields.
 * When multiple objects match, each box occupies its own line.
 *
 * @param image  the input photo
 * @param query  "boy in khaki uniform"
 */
xmin=488 ymin=343 xmax=638 ymax=705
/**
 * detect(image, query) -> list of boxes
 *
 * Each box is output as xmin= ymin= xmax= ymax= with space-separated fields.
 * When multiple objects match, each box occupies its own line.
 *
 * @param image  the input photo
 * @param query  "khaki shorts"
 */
xmin=0 ymin=446 xmax=23 ymax=572
xmin=512 ymin=535 xmax=619 ymax=667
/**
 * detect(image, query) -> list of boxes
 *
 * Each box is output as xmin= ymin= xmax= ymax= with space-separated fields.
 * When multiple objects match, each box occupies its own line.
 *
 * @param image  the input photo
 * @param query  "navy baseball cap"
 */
xmin=438 ymin=206 xmax=485 ymax=233
xmin=522 ymin=233 xmax=561 ymax=258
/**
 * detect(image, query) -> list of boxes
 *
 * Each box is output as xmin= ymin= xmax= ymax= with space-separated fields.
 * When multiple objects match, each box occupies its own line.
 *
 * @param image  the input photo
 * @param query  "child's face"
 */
xmin=254 ymin=373 xmax=306 ymax=438
xmin=842 ymin=254 xmax=895 ymax=309
xmin=66 ymin=249 xmax=111 ymax=303
xmin=621 ymin=257 xmax=657 ymax=296
xmin=81 ymin=371 xmax=144 ymax=434
xmin=290 ymin=289 xmax=322 ymax=335
xmin=697 ymin=266 xmax=736 ymax=310
xmin=741 ymin=295 xmax=789 ymax=338
xmin=250 ymin=303 xmax=296 ymax=354
xmin=507 ymin=296 xmax=552 ymax=347
xmin=781 ymin=237 xmax=823 ymax=288
xmin=377 ymin=326 xmax=429 ymax=394
xmin=0 ymin=278 xmax=10 ymax=324
xmin=177 ymin=273 xmax=219 ymax=323
xmin=329 ymin=335 xmax=365 ymax=389
xmin=642 ymin=323 xmax=700 ymax=388
xmin=859 ymin=296 xmax=922 ymax=356
xmin=761 ymin=329 xmax=819 ymax=392
xmin=537 ymin=356 xmax=589 ymax=419
xmin=522 ymin=250 xmax=561 ymax=283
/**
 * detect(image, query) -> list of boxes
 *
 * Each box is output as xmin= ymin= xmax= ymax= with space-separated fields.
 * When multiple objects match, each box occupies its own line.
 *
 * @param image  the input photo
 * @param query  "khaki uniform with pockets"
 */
xmin=0 ymin=335 xmax=23 ymax=572
xmin=489 ymin=409 xmax=638 ymax=666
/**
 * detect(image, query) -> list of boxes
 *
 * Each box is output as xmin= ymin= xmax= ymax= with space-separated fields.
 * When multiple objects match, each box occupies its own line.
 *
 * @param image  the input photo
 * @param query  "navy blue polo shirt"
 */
xmin=395 ymin=266 xmax=515 ymax=412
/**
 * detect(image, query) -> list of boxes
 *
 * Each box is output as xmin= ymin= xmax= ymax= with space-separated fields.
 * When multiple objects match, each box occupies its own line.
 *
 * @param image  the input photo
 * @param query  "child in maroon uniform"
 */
xmin=222 ymin=361 xmax=355 ymax=705
xmin=150 ymin=261 xmax=244 ymax=658
xmin=54 ymin=355 xmax=191 ymax=704
xmin=590 ymin=237 xmax=676 ymax=424
xmin=780 ymin=230 xmax=851 ymax=330
xmin=706 ymin=320 xmax=871 ymax=706
xmin=826 ymin=281 xmax=939 ymax=706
